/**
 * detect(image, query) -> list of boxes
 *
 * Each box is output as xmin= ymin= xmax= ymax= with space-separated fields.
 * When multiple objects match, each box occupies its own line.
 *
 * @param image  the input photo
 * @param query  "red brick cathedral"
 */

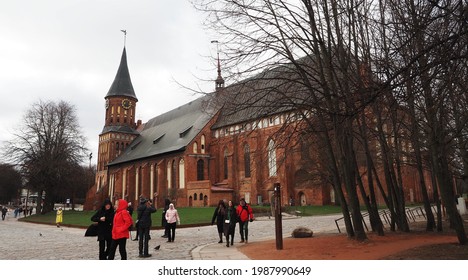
xmin=84 ymin=48 xmax=431 ymax=210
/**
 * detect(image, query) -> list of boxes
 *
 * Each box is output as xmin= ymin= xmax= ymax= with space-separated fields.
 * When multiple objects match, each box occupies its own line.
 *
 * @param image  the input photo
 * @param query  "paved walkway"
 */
xmin=0 ymin=212 xmax=343 ymax=260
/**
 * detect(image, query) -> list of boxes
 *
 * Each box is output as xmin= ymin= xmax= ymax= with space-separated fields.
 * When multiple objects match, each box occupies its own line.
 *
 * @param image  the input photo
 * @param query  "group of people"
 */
xmin=90 ymin=194 xmax=180 ymax=260
xmin=12 ymin=205 xmax=34 ymax=218
xmin=211 ymin=198 xmax=254 ymax=247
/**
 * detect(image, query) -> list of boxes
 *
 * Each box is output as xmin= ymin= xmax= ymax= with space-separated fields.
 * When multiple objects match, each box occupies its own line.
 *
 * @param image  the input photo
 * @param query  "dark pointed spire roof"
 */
xmin=106 ymin=47 xmax=138 ymax=100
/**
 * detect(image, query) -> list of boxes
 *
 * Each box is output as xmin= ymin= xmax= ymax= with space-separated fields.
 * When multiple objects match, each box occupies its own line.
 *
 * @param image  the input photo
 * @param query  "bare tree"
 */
xmin=379 ymin=0 xmax=467 ymax=244
xmin=0 ymin=164 xmax=22 ymax=204
xmin=4 ymin=100 xmax=88 ymax=213
xmin=194 ymin=0 xmax=467 ymax=244
xmin=194 ymin=0 xmax=385 ymax=241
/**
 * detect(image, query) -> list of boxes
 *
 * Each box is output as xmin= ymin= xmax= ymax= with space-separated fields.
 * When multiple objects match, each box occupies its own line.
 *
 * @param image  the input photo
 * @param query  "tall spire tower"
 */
xmin=211 ymin=40 xmax=224 ymax=91
xmin=97 ymin=39 xmax=139 ymax=178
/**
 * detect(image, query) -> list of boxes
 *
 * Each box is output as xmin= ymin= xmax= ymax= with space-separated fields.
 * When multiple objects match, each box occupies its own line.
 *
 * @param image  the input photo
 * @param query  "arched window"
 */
xmin=166 ymin=161 xmax=171 ymax=190
xmin=199 ymin=193 xmax=203 ymax=200
xmin=268 ymin=139 xmax=277 ymax=177
xmin=193 ymin=142 xmax=198 ymax=153
xmin=244 ymin=144 xmax=251 ymax=178
xmin=201 ymin=135 xmax=206 ymax=153
xmin=179 ymin=159 xmax=185 ymax=189
xmin=197 ymin=159 xmax=204 ymax=180
xmin=194 ymin=193 xmax=198 ymax=200
xmin=224 ymin=148 xmax=229 ymax=180
xmin=172 ymin=160 xmax=177 ymax=189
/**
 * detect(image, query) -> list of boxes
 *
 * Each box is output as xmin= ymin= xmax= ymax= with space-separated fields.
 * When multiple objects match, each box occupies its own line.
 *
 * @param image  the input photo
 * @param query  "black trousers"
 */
xmin=107 ymin=238 xmax=127 ymax=260
xmin=167 ymin=222 xmax=177 ymax=242
xmin=138 ymin=226 xmax=150 ymax=255
xmin=98 ymin=238 xmax=112 ymax=260
xmin=238 ymin=221 xmax=249 ymax=241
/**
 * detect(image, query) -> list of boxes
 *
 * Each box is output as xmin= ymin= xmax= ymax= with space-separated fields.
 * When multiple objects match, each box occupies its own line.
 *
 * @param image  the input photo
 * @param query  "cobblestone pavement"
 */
xmin=0 ymin=212 xmax=343 ymax=260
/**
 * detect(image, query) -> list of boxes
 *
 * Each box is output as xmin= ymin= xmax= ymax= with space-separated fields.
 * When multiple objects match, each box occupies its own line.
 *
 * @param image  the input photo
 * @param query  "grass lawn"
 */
xmin=19 ymin=205 xmax=344 ymax=228
xmin=20 ymin=207 xmax=218 ymax=228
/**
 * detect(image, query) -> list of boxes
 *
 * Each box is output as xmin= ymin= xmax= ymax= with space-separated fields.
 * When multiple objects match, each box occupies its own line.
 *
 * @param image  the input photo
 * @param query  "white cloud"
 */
xmin=0 ymin=0 xmax=218 ymax=165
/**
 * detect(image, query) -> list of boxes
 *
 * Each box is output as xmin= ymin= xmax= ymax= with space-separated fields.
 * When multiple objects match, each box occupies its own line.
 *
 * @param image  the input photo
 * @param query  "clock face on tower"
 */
xmin=122 ymin=99 xmax=131 ymax=110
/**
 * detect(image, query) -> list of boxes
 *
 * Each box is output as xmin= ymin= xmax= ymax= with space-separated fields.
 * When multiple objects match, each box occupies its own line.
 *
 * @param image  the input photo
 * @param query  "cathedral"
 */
xmin=83 ymin=47 xmax=331 ymax=210
xmin=84 ymin=47 xmax=430 ymax=210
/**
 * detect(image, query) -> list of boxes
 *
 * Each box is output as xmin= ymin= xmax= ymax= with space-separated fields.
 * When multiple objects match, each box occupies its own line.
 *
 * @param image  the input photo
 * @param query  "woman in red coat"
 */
xmin=107 ymin=199 xmax=133 ymax=260
xmin=236 ymin=198 xmax=254 ymax=243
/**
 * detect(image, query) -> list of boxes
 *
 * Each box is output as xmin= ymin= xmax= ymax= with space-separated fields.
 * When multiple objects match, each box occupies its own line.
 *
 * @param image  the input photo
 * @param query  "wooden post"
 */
xmin=274 ymin=183 xmax=283 ymax=250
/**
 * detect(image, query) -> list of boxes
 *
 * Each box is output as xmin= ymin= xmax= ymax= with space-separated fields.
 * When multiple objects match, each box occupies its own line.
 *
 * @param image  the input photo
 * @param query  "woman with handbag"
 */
xmin=91 ymin=199 xmax=114 ymax=260
xmin=223 ymin=200 xmax=237 ymax=247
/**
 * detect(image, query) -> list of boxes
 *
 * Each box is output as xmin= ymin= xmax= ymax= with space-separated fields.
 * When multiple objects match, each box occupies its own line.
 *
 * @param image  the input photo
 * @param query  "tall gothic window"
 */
xmin=244 ymin=144 xmax=251 ymax=178
xmin=268 ymin=139 xmax=277 ymax=177
xmin=197 ymin=159 xmax=204 ymax=180
xmin=224 ymin=148 xmax=229 ymax=180
xmin=166 ymin=161 xmax=171 ymax=190
xmin=201 ymin=135 xmax=206 ymax=153
xmin=172 ymin=160 xmax=177 ymax=189
xmin=179 ymin=159 xmax=185 ymax=189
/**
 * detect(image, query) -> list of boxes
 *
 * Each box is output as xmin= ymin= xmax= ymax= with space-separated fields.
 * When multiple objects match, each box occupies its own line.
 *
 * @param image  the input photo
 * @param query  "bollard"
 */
xmin=274 ymin=183 xmax=283 ymax=250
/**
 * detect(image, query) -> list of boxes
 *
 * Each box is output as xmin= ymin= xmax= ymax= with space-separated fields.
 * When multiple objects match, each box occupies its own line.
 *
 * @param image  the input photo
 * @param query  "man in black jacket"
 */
xmin=136 ymin=196 xmax=156 ymax=258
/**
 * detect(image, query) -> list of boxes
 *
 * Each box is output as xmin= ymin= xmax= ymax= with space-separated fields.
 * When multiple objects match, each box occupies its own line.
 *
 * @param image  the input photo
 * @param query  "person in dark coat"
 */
xmin=223 ymin=200 xmax=238 ymax=247
xmin=1 ymin=206 xmax=7 ymax=220
xmin=211 ymin=200 xmax=226 ymax=243
xmin=161 ymin=198 xmax=170 ymax=238
xmin=133 ymin=197 xmax=146 ymax=241
xmin=91 ymin=199 xmax=114 ymax=260
xmin=136 ymin=197 xmax=156 ymax=258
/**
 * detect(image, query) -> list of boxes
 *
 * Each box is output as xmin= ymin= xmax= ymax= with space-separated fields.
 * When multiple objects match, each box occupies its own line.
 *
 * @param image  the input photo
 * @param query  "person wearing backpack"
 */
xmin=236 ymin=198 xmax=254 ymax=243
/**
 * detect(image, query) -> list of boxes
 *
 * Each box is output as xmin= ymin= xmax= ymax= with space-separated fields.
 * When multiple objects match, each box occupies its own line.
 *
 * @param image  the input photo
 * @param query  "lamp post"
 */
xmin=274 ymin=183 xmax=283 ymax=250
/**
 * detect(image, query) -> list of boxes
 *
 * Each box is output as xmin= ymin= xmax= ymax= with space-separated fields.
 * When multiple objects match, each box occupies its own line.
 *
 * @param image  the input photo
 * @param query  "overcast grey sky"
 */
xmin=0 ymin=0 xmax=218 ymax=166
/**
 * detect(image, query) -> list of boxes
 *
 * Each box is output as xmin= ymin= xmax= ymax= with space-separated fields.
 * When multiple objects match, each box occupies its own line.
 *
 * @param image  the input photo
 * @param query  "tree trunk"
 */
xmin=432 ymin=150 xmax=467 ymax=244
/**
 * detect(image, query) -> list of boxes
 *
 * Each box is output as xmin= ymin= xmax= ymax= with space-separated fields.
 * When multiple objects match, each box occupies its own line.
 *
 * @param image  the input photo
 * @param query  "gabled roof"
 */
xmin=108 ymin=95 xmax=214 ymax=166
xmin=212 ymin=63 xmax=307 ymax=129
xmin=105 ymin=47 xmax=138 ymax=100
